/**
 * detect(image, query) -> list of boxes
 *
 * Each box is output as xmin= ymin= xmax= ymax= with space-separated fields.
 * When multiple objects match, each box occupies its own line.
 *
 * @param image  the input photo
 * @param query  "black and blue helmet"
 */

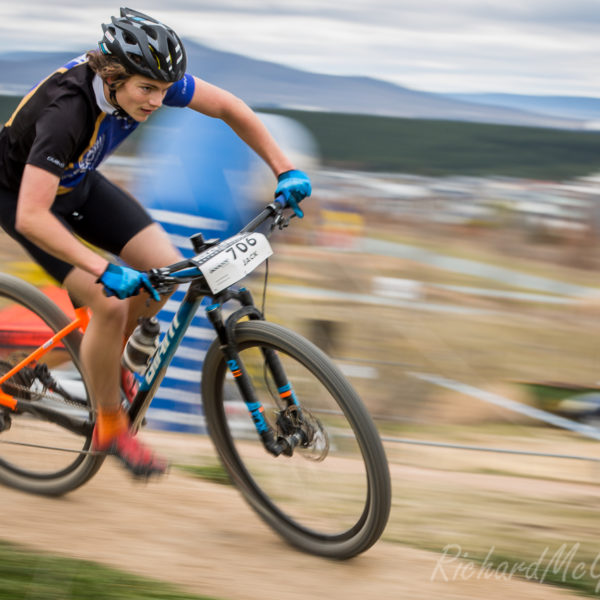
xmin=99 ymin=7 xmax=187 ymax=82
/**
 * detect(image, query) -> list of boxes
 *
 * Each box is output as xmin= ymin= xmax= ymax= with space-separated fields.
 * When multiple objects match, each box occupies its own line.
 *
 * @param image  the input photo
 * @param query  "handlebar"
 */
xmin=240 ymin=201 xmax=280 ymax=233
xmin=147 ymin=199 xmax=293 ymax=292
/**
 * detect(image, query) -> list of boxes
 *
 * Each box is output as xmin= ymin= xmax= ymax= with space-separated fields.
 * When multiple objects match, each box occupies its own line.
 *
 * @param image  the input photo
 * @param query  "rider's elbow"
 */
xmin=15 ymin=210 xmax=40 ymax=238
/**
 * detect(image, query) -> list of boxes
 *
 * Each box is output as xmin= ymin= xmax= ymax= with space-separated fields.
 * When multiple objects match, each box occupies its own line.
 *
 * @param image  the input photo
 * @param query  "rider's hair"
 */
xmin=86 ymin=49 xmax=130 ymax=89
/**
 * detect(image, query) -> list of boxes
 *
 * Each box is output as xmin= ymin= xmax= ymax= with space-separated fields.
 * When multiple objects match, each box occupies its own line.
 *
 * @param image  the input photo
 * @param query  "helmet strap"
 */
xmin=107 ymin=82 xmax=132 ymax=120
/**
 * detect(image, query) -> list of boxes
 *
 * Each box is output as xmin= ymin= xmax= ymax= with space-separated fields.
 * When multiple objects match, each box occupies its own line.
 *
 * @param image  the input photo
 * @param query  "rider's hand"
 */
xmin=275 ymin=169 xmax=311 ymax=218
xmin=97 ymin=263 xmax=160 ymax=302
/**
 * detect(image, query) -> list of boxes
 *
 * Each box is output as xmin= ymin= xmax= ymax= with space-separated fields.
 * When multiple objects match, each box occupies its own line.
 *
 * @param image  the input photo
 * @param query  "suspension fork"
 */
xmin=237 ymin=289 xmax=302 ymax=411
xmin=205 ymin=288 xmax=304 ymax=457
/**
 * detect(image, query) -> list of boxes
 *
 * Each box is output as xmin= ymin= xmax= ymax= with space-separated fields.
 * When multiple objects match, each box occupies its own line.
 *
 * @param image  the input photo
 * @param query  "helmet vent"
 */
xmin=141 ymin=25 xmax=159 ymax=41
xmin=99 ymin=9 xmax=186 ymax=82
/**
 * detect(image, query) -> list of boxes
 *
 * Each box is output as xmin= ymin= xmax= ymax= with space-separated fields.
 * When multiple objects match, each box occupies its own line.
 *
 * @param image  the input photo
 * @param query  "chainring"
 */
xmin=0 ymin=355 xmax=35 ymax=401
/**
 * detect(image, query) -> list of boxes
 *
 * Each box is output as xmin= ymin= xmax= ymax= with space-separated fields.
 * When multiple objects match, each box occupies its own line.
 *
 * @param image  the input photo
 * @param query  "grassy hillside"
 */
xmin=3 ymin=93 xmax=600 ymax=179
xmin=260 ymin=108 xmax=600 ymax=179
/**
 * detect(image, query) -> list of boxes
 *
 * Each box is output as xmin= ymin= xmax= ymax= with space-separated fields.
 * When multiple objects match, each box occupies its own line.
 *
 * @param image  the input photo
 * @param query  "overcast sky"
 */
xmin=0 ymin=1 xmax=598 ymax=97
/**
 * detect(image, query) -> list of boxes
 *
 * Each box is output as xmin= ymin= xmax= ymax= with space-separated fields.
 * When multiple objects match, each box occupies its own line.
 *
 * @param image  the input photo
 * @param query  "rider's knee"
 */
xmin=89 ymin=293 xmax=129 ymax=327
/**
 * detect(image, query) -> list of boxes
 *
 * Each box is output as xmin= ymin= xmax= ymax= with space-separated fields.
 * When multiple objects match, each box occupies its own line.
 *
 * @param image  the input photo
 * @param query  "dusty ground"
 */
xmin=1 ymin=209 xmax=599 ymax=599
xmin=0 ymin=429 xmax=585 ymax=600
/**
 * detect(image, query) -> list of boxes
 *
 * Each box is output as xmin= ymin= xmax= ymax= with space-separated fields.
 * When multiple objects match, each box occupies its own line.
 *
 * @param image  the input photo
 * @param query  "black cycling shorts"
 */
xmin=0 ymin=170 xmax=154 ymax=283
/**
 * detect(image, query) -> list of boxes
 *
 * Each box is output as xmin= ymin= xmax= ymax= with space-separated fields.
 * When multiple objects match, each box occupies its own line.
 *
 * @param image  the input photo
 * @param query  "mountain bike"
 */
xmin=0 ymin=201 xmax=391 ymax=559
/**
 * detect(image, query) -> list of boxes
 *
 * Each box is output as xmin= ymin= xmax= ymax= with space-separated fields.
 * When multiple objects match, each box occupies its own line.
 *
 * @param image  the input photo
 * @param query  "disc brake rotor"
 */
xmin=276 ymin=405 xmax=329 ymax=462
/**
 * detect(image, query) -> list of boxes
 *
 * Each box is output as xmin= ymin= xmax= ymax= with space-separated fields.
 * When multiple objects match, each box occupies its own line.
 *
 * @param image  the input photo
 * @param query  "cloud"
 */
xmin=0 ymin=1 xmax=598 ymax=96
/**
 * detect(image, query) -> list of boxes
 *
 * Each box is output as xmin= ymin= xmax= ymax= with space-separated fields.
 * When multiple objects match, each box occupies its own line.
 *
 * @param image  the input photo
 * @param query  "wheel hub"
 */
xmin=276 ymin=405 xmax=329 ymax=461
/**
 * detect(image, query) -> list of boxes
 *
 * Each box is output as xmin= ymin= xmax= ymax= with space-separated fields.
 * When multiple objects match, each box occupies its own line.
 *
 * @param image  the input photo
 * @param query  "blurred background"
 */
xmin=2 ymin=2 xmax=600 ymax=599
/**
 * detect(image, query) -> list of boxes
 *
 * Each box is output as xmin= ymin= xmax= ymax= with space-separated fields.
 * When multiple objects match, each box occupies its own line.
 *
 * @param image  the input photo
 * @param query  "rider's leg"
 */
xmin=118 ymin=222 xmax=183 ymax=336
xmin=65 ymin=222 xmax=182 ymax=477
xmin=64 ymin=221 xmax=181 ymax=414
xmin=63 ymin=267 xmax=131 ymax=419
xmin=64 ymin=266 xmax=168 ymax=476
xmin=116 ymin=222 xmax=182 ymax=405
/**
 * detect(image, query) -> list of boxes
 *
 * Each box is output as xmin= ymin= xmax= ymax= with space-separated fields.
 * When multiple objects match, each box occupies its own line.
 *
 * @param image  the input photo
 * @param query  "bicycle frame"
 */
xmin=128 ymin=279 xmax=206 ymax=431
xmin=0 ymin=307 xmax=91 ymax=432
xmin=1 ymin=203 xmax=305 ymax=455
xmin=0 ymin=307 xmax=90 ymax=411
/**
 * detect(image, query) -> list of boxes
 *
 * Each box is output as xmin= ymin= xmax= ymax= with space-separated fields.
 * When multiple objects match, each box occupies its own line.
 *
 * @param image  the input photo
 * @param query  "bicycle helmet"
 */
xmin=99 ymin=7 xmax=186 ymax=82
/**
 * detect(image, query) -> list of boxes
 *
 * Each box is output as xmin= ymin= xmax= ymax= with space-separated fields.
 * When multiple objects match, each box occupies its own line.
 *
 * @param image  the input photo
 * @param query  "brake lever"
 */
xmin=271 ymin=211 xmax=297 ymax=231
xmin=147 ymin=268 xmax=178 ymax=295
xmin=279 ymin=215 xmax=293 ymax=230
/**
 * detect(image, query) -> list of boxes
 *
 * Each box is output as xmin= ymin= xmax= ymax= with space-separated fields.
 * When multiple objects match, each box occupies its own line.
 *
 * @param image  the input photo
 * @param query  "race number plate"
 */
xmin=191 ymin=232 xmax=273 ymax=294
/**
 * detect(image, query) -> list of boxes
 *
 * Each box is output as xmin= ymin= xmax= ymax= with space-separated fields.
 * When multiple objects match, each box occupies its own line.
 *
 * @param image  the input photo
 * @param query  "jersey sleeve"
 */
xmin=163 ymin=73 xmax=196 ymax=108
xmin=26 ymin=95 xmax=89 ymax=177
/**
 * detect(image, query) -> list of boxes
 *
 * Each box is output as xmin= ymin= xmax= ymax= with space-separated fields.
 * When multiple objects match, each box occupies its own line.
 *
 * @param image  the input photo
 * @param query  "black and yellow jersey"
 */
xmin=0 ymin=54 xmax=195 ymax=193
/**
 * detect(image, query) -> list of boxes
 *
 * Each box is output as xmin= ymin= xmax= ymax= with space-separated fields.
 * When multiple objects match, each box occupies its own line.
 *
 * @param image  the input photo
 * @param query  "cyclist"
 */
xmin=0 ymin=8 xmax=311 ymax=478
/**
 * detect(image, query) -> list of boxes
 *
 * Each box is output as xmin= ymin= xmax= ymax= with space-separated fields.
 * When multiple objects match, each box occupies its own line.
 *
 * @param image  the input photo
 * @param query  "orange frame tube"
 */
xmin=0 ymin=307 xmax=90 ymax=411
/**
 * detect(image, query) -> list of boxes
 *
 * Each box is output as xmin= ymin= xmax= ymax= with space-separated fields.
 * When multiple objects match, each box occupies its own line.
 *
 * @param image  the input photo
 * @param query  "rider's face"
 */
xmin=113 ymin=76 xmax=172 ymax=122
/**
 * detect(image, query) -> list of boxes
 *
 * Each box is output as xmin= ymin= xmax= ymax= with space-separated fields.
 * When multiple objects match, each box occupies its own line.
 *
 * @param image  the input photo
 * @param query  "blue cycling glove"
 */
xmin=275 ymin=169 xmax=311 ymax=218
xmin=97 ymin=263 xmax=160 ymax=302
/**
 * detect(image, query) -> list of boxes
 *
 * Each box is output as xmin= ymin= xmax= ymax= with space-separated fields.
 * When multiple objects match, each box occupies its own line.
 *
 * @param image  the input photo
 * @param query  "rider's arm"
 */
xmin=187 ymin=77 xmax=295 ymax=177
xmin=15 ymin=164 xmax=109 ymax=277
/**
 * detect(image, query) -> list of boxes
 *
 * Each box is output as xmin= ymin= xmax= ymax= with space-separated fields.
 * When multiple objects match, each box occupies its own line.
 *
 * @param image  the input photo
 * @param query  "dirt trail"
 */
xmin=0 ymin=233 xmax=587 ymax=600
xmin=0 ymin=431 xmax=580 ymax=600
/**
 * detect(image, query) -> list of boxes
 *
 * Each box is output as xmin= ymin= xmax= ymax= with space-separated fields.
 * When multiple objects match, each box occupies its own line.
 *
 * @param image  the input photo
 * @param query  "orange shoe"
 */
xmin=92 ymin=425 xmax=168 ymax=479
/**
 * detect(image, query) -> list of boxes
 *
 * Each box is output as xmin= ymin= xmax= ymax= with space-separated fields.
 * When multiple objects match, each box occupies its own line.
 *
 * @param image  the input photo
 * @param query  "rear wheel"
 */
xmin=202 ymin=320 xmax=391 ymax=559
xmin=0 ymin=274 xmax=103 ymax=495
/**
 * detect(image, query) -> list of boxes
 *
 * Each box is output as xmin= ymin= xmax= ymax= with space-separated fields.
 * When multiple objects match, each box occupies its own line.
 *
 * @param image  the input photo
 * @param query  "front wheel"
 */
xmin=202 ymin=320 xmax=391 ymax=559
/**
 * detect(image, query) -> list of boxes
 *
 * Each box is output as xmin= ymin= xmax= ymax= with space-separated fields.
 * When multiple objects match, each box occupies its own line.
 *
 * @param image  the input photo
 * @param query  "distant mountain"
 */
xmin=446 ymin=93 xmax=600 ymax=124
xmin=0 ymin=41 xmax=586 ymax=130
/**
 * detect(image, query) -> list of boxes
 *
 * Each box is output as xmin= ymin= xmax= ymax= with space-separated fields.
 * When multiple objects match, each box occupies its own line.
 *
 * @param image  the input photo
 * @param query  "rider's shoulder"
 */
xmin=61 ymin=54 xmax=90 ymax=71
xmin=39 ymin=55 xmax=94 ymax=102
